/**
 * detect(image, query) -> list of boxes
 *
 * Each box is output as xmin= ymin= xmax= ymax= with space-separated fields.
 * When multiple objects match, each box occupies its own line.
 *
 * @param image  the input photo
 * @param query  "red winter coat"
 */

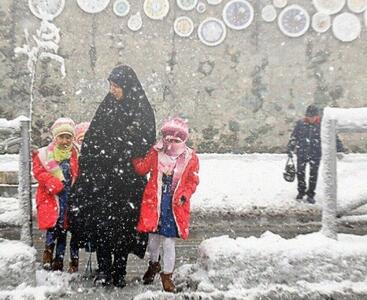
xmin=133 ymin=147 xmax=199 ymax=240
xmin=32 ymin=146 xmax=79 ymax=230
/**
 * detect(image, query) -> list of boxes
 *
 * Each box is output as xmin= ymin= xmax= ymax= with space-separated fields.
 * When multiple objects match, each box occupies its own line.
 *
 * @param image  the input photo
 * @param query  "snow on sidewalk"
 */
xmin=192 ymin=153 xmax=367 ymax=215
xmin=2 ymin=153 xmax=367 ymax=225
xmin=135 ymin=232 xmax=367 ymax=299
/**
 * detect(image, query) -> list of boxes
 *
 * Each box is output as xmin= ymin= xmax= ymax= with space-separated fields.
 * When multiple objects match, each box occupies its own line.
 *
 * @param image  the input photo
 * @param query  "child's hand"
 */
xmin=179 ymin=195 xmax=186 ymax=206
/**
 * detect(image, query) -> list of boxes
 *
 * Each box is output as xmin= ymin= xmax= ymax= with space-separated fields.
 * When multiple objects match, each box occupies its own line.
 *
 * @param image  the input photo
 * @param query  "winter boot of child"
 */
xmin=160 ymin=272 xmax=175 ymax=293
xmin=42 ymin=245 xmax=54 ymax=271
xmin=52 ymin=258 xmax=64 ymax=271
xmin=67 ymin=258 xmax=79 ymax=273
xmin=143 ymin=261 xmax=161 ymax=284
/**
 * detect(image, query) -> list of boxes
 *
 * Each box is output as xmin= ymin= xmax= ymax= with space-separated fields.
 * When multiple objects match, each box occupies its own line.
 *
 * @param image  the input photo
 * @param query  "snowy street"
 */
xmin=2 ymin=153 xmax=367 ymax=298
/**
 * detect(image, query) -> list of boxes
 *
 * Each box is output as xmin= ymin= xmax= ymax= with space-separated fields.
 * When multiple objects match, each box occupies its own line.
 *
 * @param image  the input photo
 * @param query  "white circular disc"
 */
xmin=312 ymin=0 xmax=345 ymax=15
xmin=332 ymin=12 xmax=361 ymax=42
xmin=278 ymin=5 xmax=310 ymax=37
xmin=198 ymin=17 xmax=227 ymax=46
xmin=143 ymin=0 xmax=170 ymax=20
xmin=196 ymin=1 xmax=207 ymax=13
xmin=222 ymin=0 xmax=254 ymax=30
xmin=207 ymin=0 xmax=222 ymax=5
xmin=77 ymin=0 xmax=110 ymax=14
xmin=28 ymin=0 xmax=65 ymax=20
xmin=128 ymin=12 xmax=143 ymax=31
xmin=113 ymin=0 xmax=130 ymax=17
xmin=177 ymin=0 xmax=198 ymax=11
xmin=262 ymin=5 xmax=277 ymax=22
xmin=174 ymin=16 xmax=194 ymax=37
xmin=312 ymin=12 xmax=331 ymax=32
xmin=347 ymin=0 xmax=367 ymax=13
xmin=273 ymin=0 xmax=287 ymax=9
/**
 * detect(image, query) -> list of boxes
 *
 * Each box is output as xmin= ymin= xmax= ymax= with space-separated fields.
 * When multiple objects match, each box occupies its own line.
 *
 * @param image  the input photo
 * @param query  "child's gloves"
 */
xmin=179 ymin=195 xmax=186 ymax=206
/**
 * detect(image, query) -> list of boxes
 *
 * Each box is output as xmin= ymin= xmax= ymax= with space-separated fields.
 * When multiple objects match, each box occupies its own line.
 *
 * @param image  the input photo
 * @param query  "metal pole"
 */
xmin=321 ymin=119 xmax=338 ymax=240
xmin=19 ymin=119 xmax=33 ymax=246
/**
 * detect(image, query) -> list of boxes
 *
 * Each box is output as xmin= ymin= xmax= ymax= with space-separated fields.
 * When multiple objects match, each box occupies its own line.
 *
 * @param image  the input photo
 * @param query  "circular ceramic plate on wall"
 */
xmin=113 ymin=0 xmax=130 ymax=17
xmin=312 ymin=0 xmax=345 ymax=15
xmin=197 ymin=2 xmax=207 ymax=13
xmin=77 ymin=0 xmax=110 ymax=14
xmin=198 ymin=17 xmax=226 ymax=46
xmin=312 ymin=12 xmax=331 ymax=32
xmin=174 ymin=16 xmax=194 ymax=37
xmin=347 ymin=0 xmax=367 ymax=13
xmin=177 ymin=0 xmax=198 ymax=11
xmin=222 ymin=0 xmax=254 ymax=30
xmin=144 ymin=0 xmax=170 ymax=20
xmin=278 ymin=4 xmax=310 ymax=37
xmin=207 ymin=0 xmax=222 ymax=5
xmin=29 ymin=0 xmax=65 ymax=20
xmin=128 ymin=12 xmax=143 ymax=31
xmin=273 ymin=0 xmax=287 ymax=9
xmin=332 ymin=12 xmax=361 ymax=41
xmin=262 ymin=5 xmax=277 ymax=22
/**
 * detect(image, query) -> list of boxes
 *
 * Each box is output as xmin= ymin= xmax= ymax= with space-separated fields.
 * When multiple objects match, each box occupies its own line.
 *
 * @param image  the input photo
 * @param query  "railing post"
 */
xmin=321 ymin=118 xmax=338 ymax=240
xmin=19 ymin=119 xmax=33 ymax=246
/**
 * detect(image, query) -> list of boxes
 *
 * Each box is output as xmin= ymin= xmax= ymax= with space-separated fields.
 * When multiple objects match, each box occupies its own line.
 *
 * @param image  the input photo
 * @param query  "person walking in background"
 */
xmin=133 ymin=117 xmax=200 ymax=293
xmin=32 ymin=117 xmax=79 ymax=272
xmin=70 ymin=65 xmax=156 ymax=288
xmin=287 ymin=105 xmax=345 ymax=204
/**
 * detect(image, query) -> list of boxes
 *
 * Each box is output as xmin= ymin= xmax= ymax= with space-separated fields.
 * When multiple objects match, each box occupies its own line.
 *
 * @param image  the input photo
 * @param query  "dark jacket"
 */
xmin=287 ymin=118 xmax=344 ymax=160
xmin=69 ymin=66 xmax=156 ymax=258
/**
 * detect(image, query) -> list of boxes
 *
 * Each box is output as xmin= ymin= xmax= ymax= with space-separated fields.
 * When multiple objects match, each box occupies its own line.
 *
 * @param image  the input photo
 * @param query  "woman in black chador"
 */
xmin=70 ymin=65 xmax=156 ymax=287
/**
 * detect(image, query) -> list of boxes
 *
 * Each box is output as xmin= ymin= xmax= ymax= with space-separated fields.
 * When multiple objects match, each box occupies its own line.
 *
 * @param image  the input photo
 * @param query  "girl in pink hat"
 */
xmin=133 ymin=117 xmax=200 ymax=292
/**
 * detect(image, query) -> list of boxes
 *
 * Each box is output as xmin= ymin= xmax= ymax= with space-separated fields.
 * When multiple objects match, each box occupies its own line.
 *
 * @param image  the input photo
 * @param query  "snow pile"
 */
xmin=0 ymin=270 xmax=75 ymax=300
xmin=135 ymin=232 xmax=367 ymax=299
xmin=0 ymin=197 xmax=21 ymax=226
xmin=0 ymin=239 xmax=36 ymax=289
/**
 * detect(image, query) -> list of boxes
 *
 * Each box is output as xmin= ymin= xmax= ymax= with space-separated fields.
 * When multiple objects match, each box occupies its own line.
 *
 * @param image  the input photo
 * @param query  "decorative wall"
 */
xmin=1 ymin=0 xmax=367 ymax=152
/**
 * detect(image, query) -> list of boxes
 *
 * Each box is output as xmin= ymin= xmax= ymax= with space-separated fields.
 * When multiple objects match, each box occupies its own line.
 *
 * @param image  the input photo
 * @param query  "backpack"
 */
xmin=283 ymin=157 xmax=296 ymax=182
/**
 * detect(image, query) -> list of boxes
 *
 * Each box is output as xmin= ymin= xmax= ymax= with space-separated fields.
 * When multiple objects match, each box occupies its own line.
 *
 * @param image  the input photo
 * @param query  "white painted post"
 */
xmin=19 ymin=119 xmax=33 ymax=246
xmin=321 ymin=119 xmax=338 ymax=240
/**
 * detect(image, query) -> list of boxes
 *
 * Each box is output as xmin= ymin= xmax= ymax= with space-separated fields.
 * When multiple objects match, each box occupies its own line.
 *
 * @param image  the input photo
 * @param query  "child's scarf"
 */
xmin=154 ymin=140 xmax=187 ymax=194
xmin=44 ymin=142 xmax=73 ymax=181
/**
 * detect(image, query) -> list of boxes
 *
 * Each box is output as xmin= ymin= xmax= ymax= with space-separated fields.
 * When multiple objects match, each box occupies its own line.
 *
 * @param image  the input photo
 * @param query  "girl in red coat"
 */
xmin=133 ymin=117 xmax=199 ymax=292
xmin=32 ymin=118 xmax=79 ymax=272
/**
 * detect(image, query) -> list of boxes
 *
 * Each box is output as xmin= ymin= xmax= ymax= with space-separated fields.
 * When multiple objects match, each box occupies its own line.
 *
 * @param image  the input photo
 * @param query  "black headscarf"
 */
xmin=70 ymin=65 xmax=156 ymax=257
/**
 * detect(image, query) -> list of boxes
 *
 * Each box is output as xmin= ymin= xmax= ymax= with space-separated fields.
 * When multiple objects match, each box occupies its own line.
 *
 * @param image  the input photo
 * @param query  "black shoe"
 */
xmin=306 ymin=196 xmax=315 ymax=204
xmin=113 ymin=277 xmax=126 ymax=288
xmin=94 ymin=272 xmax=112 ymax=287
xmin=296 ymin=193 xmax=305 ymax=200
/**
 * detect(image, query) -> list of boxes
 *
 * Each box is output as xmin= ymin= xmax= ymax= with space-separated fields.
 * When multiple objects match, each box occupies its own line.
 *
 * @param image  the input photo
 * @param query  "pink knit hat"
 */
xmin=75 ymin=122 xmax=90 ymax=142
xmin=51 ymin=117 xmax=75 ymax=138
xmin=160 ymin=117 xmax=189 ymax=142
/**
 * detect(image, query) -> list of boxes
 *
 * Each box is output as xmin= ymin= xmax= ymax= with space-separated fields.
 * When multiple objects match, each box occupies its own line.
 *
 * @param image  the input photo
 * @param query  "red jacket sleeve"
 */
xmin=32 ymin=152 xmax=64 ymax=195
xmin=182 ymin=153 xmax=200 ymax=200
xmin=132 ymin=147 xmax=156 ymax=176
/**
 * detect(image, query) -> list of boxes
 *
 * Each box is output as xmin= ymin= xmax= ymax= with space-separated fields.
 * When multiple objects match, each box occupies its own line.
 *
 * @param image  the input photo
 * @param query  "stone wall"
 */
xmin=0 ymin=0 xmax=366 ymax=152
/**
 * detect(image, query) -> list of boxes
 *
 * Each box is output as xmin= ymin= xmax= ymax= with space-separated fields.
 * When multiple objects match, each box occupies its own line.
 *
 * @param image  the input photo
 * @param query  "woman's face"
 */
xmin=55 ymin=134 xmax=73 ymax=149
xmin=109 ymin=81 xmax=124 ymax=101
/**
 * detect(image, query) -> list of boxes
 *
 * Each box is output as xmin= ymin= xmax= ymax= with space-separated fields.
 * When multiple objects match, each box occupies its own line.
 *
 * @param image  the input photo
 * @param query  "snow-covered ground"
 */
xmin=136 ymin=232 xmax=367 ymax=299
xmin=2 ymin=153 xmax=367 ymax=221
xmin=192 ymin=153 xmax=367 ymax=215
